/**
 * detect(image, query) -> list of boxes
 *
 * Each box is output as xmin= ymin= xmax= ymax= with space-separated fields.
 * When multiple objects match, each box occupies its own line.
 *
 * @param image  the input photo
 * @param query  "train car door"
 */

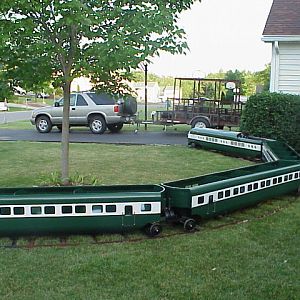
xmin=207 ymin=194 xmax=215 ymax=215
xmin=122 ymin=205 xmax=135 ymax=227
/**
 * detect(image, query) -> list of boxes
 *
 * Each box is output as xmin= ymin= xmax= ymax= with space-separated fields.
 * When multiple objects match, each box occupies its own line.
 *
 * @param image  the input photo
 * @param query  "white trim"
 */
xmin=188 ymin=133 xmax=262 ymax=152
xmin=0 ymin=201 xmax=161 ymax=219
xmin=262 ymin=35 xmax=300 ymax=42
xmin=191 ymin=170 xmax=300 ymax=209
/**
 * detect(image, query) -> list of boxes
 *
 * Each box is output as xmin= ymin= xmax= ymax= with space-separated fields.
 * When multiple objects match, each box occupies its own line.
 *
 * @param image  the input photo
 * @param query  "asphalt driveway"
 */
xmin=0 ymin=128 xmax=188 ymax=145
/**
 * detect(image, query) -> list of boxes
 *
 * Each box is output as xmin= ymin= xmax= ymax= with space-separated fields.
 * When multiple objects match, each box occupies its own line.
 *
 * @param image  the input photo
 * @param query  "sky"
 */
xmin=150 ymin=0 xmax=274 ymax=77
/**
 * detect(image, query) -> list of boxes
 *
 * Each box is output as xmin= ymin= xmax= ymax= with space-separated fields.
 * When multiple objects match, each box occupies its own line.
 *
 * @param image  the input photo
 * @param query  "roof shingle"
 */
xmin=263 ymin=0 xmax=300 ymax=35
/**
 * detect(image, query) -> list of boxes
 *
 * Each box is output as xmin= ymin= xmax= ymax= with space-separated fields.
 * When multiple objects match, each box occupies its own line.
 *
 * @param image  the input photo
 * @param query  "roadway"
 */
xmin=0 ymin=128 xmax=188 ymax=145
xmin=0 ymin=104 xmax=188 ymax=145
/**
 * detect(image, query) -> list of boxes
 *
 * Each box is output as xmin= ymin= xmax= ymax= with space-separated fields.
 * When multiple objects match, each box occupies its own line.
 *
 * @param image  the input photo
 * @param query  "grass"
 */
xmin=0 ymin=141 xmax=251 ymax=187
xmin=0 ymin=141 xmax=299 ymax=299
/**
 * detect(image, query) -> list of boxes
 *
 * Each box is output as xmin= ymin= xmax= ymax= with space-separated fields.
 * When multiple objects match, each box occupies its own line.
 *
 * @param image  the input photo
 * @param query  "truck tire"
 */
xmin=191 ymin=117 xmax=210 ymax=129
xmin=36 ymin=115 xmax=52 ymax=133
xmin=120 ymin=97 xmax=137 ymax=115
xmin=89 ymin=115 xmax=106 ymax=134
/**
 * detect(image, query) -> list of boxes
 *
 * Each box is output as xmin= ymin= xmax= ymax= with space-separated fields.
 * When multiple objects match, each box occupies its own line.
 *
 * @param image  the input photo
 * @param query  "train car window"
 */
xmin=62 ymin=206 xmax=72 ymax=214
xmin=75 ymin=205 xmax=86 ymax=213
xmin=31 ymin=206 xmax=42 ymax=215
xmin=295 ymin=173 xmax=299 ymax=179
xmin=198 ymin=196 xmax=205 ymax=204
xmin=261 ymin=181 xmax=266 ymax=188
xmin=218 ymin=191 xmax=224 ymax=199
xmin=225 ymin=190 xmax=230 ymax=197
xmin=233 ymin=188 xmax=239 ymax=195
xmin=209 ymin=195 xmax=214 ymax=202
xmin=278 ymin=177 xmax=282 ymax=183
xmin=45 ymin=206 xmax=55 ymax=214
xmin=13 ymin=207 xmax=24 ymax=215
xmin=273 ymin=178 xmax=278 ymax=185
xmin=266 ymin=180 xmax=271 ymax=186
xmin=92 ymin=205 xmax=103 ymax=213
xmin=106 ymin=205 xmax=116 ymax=213
xmin=254 ymin=183 xmax=259 ymax=190
xmin=141 ymin=204 xmax=152 ymax=211
xmin=240 ymin=186 xmax=245 ymax=193
xmin=284 ymin=175 xmax=288 ymax=182
xmin=289 ymin=174 xmax=293 ymax=180
xmin=0 ymin=207 xmax=11 ymax=215
xmin=248 ymin=184 xmax=252 ymax=192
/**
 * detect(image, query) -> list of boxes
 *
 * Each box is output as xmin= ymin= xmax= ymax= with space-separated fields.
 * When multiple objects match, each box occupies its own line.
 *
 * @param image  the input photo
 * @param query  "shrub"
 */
xmin=240 ymin=92 xmax=300 ymax=152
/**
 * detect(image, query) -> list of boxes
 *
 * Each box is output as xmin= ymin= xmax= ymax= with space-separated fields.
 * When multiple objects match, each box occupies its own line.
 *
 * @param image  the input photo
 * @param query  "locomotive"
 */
xmin=0 ymin=128 xmax=299 ymax=237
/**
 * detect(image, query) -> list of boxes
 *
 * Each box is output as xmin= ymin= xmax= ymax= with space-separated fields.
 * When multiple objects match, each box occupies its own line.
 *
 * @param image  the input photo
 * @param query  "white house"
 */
xmin=159 ymin=86 xmax=181 ymax=102
xmin=130 ymin=82 xmax=160 ymax=103
xmin=262 ymin=0 xmax=300 ymax=95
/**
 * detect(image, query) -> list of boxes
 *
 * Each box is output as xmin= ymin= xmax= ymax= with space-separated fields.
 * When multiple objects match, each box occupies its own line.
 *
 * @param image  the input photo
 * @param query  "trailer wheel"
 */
xmin=183 ymin=218 xmax=196 ymax=231
xmin=191 ymin=118 xmax=210 ymax=129
xmin=146 ymin=223 xmax=162 ymax=237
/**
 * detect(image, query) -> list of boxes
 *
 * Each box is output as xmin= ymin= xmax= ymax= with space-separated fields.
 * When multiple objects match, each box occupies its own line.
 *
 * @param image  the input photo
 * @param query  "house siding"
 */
xmin=270 ymin=42 xmax=300 ymax=94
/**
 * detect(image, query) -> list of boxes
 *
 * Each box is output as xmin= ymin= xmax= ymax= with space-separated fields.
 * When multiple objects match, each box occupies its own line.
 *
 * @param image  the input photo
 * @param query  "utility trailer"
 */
xmin=149 ymin=77 xmax=244 ymax=129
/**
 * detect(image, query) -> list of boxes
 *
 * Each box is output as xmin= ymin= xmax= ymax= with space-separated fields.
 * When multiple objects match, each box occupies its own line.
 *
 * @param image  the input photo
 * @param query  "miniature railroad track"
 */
xmin=1 ymin=197 xmax=296 ymax=250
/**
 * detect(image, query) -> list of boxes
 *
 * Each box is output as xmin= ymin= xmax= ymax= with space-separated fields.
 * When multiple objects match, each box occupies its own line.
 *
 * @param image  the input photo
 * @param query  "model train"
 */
xmin=0 ymin=128 xmax=299 ymax=238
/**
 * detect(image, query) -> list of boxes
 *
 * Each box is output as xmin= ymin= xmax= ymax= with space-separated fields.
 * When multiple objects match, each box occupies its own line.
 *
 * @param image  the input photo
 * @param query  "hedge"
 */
xmin=240 ymin=92 xmax=300 ymax=152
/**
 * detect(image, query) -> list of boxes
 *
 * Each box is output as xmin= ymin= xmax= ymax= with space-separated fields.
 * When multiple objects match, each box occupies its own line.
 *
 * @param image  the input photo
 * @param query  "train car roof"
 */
xmin=163 ymin=160 xmax=300 ymax=189
xmin=189 ymin=128 xmax=267 ymax=144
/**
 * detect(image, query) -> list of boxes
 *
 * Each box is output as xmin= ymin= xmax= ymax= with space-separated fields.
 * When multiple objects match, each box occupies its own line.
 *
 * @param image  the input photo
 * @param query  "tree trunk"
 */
xmin=61 ymin=80 xmax=71 ymax=185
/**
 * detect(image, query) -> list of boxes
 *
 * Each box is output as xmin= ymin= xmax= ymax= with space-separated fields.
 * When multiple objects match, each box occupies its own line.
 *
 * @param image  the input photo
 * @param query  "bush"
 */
xmin=240 ymin=92 xmax=300 ymax=152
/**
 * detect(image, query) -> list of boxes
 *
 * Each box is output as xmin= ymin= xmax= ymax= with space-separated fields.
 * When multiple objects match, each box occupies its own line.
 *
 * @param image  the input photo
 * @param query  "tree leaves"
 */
xmin=0 ymin=0 xmax=199 ymax=92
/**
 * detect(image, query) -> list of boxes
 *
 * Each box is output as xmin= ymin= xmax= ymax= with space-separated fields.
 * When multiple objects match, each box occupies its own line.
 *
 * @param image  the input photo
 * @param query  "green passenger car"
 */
xmin=188 ymin=128 xmax=263 ymax=159
xmin=0 ymin=185 xmax=164 ymax=237
xmin=163 ymin=161 xmax=300 ymax=222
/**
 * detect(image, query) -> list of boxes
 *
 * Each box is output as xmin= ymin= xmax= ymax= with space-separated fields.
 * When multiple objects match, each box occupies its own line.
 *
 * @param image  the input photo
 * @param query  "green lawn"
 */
xmin=0 ymin=141 xmax=299 ymax=299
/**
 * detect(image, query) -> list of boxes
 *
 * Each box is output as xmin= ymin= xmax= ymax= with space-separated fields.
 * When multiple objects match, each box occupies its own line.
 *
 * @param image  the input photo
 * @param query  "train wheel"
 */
xmin=146 ymin=223 xmax=162 ymax=237
xmin=183 ymin=218 xmax=196 ymax=231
